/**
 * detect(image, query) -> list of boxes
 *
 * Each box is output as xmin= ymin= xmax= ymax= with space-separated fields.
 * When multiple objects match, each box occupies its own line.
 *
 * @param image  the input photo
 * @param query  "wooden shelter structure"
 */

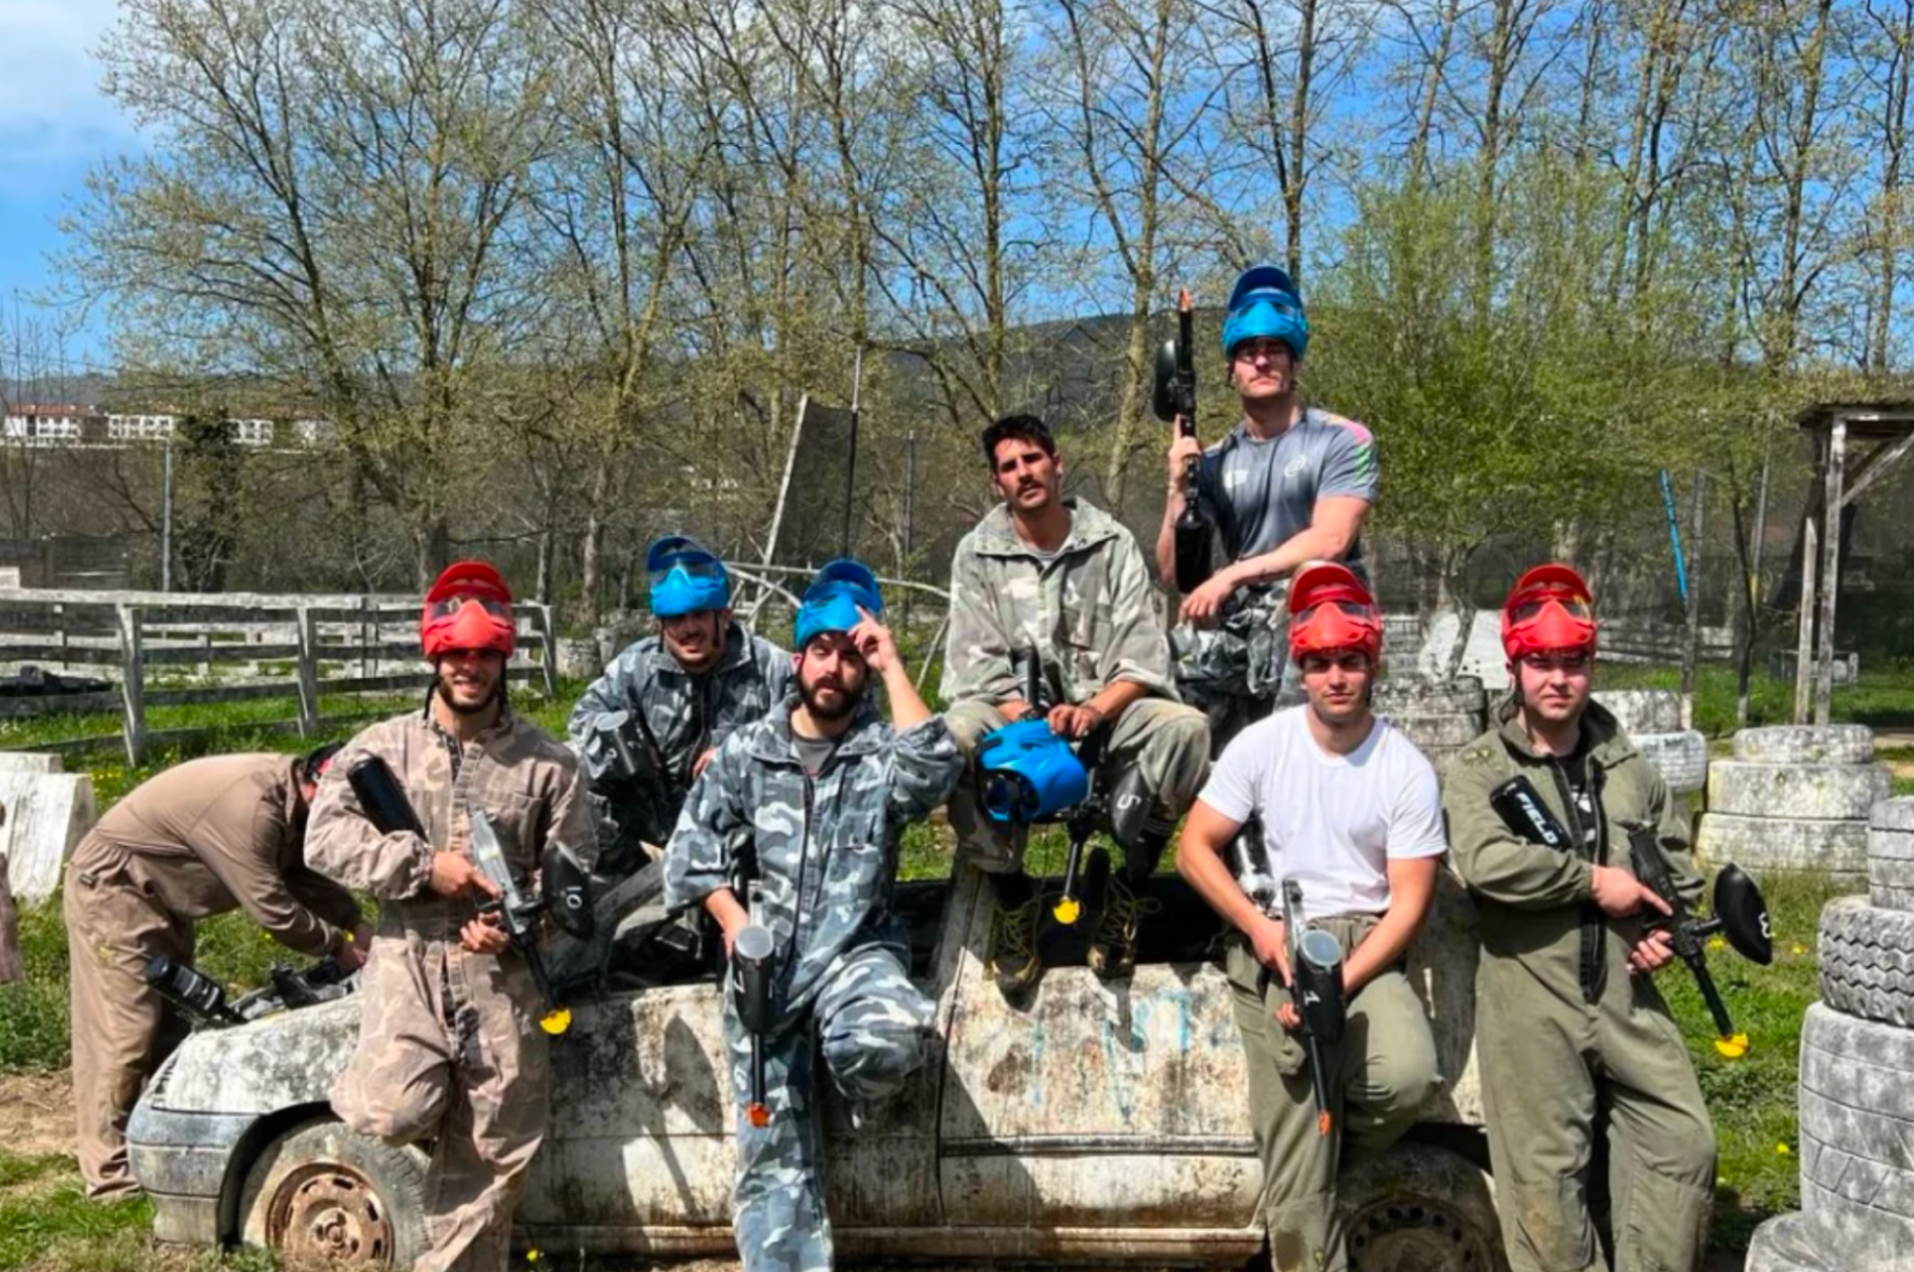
xmin=1793 ymin=401 xmax=1914 ymax=723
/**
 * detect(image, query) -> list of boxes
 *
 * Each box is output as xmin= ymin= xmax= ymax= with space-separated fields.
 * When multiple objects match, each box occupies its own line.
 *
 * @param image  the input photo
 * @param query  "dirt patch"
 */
xmin=0 ymin=1070 xmax=76 ymax=1159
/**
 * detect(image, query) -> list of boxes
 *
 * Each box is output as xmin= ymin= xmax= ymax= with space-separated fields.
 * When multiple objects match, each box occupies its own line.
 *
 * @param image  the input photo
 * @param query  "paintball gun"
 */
xmin=732 ymin=884 xmax=777 ymax=1129
xmin=470 ymin=807 xmax=595 ymax=1036
xmin=600 ymin=707 xmax=688 ymax=806
xmin=1152 ymin=287 xmax=1212 ymax=595
xmin=1281 ymin=880 xmax=1347 ymax=1138
xmin=146 ymin=954 xmax=353 ymax=1029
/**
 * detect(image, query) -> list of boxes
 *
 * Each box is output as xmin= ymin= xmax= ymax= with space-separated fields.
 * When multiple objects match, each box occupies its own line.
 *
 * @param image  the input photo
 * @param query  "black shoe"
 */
xmin=986 ymin=895 xmax=1043 ymax=996
xmin=1089 ymin=873 xmax=1159 ymax=980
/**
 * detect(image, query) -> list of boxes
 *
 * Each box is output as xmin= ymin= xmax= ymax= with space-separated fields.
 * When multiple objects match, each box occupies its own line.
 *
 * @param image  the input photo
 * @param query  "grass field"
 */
xmin=0 ymin=659 xmax=1903 ymax=1267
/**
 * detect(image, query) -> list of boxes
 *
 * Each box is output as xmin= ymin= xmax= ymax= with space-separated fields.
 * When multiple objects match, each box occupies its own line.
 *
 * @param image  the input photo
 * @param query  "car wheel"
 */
xmin=238 ymin=1115 xmax=428 ymax=1266
xmin=1337 ymin=1141 xmax=1509 ymax=1272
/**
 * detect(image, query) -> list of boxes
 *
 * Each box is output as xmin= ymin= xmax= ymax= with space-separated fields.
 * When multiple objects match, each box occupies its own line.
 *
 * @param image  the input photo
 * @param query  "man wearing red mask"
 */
xmin=307 ymin=561 xmax=595 ymax=1272
xmin=1175 ymin=562 xmax=1443 ymax=1271
xmin=1443 ymin=564 xmax=1713 ymax=1272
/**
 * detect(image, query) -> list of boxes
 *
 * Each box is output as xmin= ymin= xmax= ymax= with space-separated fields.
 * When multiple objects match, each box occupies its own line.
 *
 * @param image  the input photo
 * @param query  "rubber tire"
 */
xmin=1693 ymin=813 xmax=1869 ymax=874
xmin=239 ymin=1115 xmax=428 ymax=1266
xmin=1706 ymin=760 xmax=1890 ymax=821
xmin=1744 ymin=1212 xmax=1830 ymax=1272
xmin=1385 ymin=713 xmax=1486 ymax=751
xmin=1593 ymin=690 xmax=1682 ymax=735
xmin=1817 ymin=895 xmax=1914 ymax=1028
xmin=1376 ymin=677 xmax=1489 ymax=716
xmin=1733 ymin=725 xmax=1875 ymax=766
xmin=1334 ymin=1140 xmax=1509 ymax=1272
xmin=1795 ymin=1004 xmax=1914 ymax=1256
xmin=1630 ymin=730 xmax=1707 ymax=795
xmin=1869 ymin=803 xmax=1914 ymax=909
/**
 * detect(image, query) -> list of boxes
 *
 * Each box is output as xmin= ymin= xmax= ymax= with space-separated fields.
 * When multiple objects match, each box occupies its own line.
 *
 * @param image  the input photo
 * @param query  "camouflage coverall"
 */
xmin=940 ymin=498 xmax=1208 ymax=872
xmin=567 ymin=622 xmax=791 ymax=877
xmin=664 ymin=701 xmax=962 ymax=1272
xmin=307 ymin=706 xmax=595 ymax=1272
xmin=1443 ymin=698 xmax=1713 ymax=1272
xmin=63 ymin=753 xmax=361 ymax=1198
xmin=1170 ymin=583 xmax=1291 ymax=753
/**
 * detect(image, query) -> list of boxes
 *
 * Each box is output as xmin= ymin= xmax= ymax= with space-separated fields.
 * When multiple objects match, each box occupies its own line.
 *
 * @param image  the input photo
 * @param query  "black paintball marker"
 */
xmin=146 ymin=954 xmax=353 ymax=1028
xmin=1153 ymin=286 xmax=1212 ymax=595
xmin=732 ymin=884 xmax=777 ymax=1128
xmin=470 ymin=806 xmax=595 ymax=1036
xmin=1281 ymin=880 xmax=1347 ymax=1138
xmin=601 ymin=707 xmax=688 ymax=807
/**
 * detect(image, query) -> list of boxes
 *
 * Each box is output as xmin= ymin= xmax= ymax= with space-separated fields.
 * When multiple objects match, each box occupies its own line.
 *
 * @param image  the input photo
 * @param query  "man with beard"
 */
xmin=943 ymin=412 xmax=1208 ymax=994
xmin=1443 ymin=564 xmax=1712 ymax=1272
xmin=569 ymin=535 xmax=791 ymax=878
xmin=1175 ymin=562 xmax=1443 ymax=1271
xmin=63 ymin=744 xmax=368 ymax=1199
xmin=307 ymin=560 xmax=595 ymax=1272
xmin=1157 ymin=265 xmax=1377 ymax=751
xmin=665 ymin=559 xmax=961 ymax=1272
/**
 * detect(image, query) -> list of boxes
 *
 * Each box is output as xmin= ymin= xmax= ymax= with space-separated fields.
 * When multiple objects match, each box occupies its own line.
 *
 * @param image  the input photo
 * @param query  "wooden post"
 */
xmin=536 ymin=604 xmax=559 ymax=699
xmin=1815 ymin=417 xmax=1847 ymax=725
xmin=118 ymin=603 xmax=146 ymax=766
xmin=295 ymin=606 xmax=320 ymax=736
xmin=360 ymin=596 xmax=374 ymax=680
xmin=1793 ymin=517 xmax=1818 ymax=725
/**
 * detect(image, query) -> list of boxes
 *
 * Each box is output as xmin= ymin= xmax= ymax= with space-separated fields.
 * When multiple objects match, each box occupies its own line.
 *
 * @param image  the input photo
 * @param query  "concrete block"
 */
xmin=1695 ymin=813 xmax=1868 ymax=874
xmin=1708 ymin=759 xmax=1890 ymax=821
xmin=1734 ymin=724 xmax=1875 ymax=766
xmin=0 ymin=770 xmax=97 ymax=902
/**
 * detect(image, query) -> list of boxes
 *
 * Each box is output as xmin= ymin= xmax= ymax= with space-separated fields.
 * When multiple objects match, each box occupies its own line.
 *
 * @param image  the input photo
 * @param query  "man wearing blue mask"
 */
xmin=568 ymin=535 xmax=792 ymax=879
xmin=1158 ymin=265 xmax=1378 ymax=750
xmin=665 ymin=559 xmax=962 ymax=1272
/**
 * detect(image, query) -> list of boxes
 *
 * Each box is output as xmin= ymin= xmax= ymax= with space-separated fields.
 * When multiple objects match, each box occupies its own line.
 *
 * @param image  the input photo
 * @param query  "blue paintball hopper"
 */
xmin=647 ymin=535 xmax=731 ymax=617
xmin=794 ymin=558 xmax=883 ymax=649
xmin=978 ymin=718 xmax=1090 ymax=823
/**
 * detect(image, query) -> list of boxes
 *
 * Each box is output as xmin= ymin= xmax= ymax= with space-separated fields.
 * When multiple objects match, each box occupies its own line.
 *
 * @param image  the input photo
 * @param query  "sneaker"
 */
xmin=1089 ymin=873 xmax=1160 ymax=980
xmin=986 ymin=895 xmax=1043 ymax=996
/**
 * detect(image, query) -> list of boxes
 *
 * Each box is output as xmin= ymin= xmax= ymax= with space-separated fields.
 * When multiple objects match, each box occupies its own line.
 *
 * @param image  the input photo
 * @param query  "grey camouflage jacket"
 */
xmin=568 ymin=623 xmax=792 ymax=863
xmin=940 ymin=499 xmax=1178 ymax=707
xmin=663 ymin=701 xmax=961 ymax=1016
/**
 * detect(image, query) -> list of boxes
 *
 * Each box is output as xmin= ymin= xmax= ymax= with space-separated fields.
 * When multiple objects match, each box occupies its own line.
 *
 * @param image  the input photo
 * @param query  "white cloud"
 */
xmin=0 ymin=0 xmax=137 ymax=182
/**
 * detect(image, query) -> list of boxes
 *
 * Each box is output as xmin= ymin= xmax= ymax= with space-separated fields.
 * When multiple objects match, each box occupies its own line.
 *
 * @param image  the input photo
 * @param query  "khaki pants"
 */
xmin=1225 ymin=916 xmax=1440 ymax=1272
xmin=1476 ymin=950 xmax=1714 ymax=1272
xmin=945 ymin=696 xmax=1209 ymax=873
xmin=64 ymin=835 xmax=194 ymax=1199
xmin=333 ymin=913 xmax=550 ymax=1272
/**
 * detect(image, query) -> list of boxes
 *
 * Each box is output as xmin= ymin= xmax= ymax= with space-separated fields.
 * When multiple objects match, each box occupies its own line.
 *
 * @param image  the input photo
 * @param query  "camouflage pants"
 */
xmin=725 ymin=942 xmax=934 ymax=1272
xmin=1224 ymin=917 xmax=1440 ymax=1272
xmin=945 ymin=697 xmax=1210 ymax=874
xmin=333 ymin=919 xmax=550 ymax=1272
xmin=64 ymin=836 xmax=193 ymax=1199
xmin=1171 ymin=592 xmax=1302 ymax=756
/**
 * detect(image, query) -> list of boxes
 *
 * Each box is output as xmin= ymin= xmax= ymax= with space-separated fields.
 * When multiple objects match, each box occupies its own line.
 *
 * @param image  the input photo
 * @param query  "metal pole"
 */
xmin=842 ymin=347 xmax=863 ymax=559
xmin=161 ymin=439 xmax=174 ymax=592
xmin=1658 ymin=470 xmax=1689 ymax=606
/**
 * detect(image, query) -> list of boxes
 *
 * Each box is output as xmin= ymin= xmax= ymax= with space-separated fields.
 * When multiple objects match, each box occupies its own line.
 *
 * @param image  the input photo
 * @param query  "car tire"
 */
xmin=1375 ymin=677 xmax=1488 ymax=717
xmin=1631 ymin=730 xmax=1707 ymax=795
xmin=1871 ymin=800 xmax=1914 ymax=910
xmin=1693 ymin=813 xmax=1868 ymax=875
xmin=1335 ymin=1140 xmax=1509 ymax=1272
xmin=1795 ymin=1004 xmax=1914 ymax=1253
xmin=1818 ymin=896 xmax=1914 ymax=1029
xmin=1706 ymin=760 xmax=1891 ymax=821
xmin=238 ymin=1115 xmax=428 ymax=1266
xmin=1386 ymin=713 xmax=1487 ymax=752
xmin=1733 ymin=725 xmax=1875 ymax=766
xmin=1594 ymin=690 xmax=1683 ymax=735
xmin=1745 ymin=1212 xmax=1830 ymax=1272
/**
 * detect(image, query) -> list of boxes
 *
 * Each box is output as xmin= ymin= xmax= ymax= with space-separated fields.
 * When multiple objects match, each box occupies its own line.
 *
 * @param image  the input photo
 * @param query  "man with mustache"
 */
xmin=1174 ymin=562 xmax=1443 ymax=1271
xmin=1443 ymin=564 xmax=1713 ymax=1272
xmin=569 ymin=534 xmax=791 ymax=879
xmin=665 ymin=559 xmax=962 ymax=1272
xmin=1158 ymin=265 xmax=1377 ymax=751
xmin=943 ymin=413 xmax=1208 ymax=994
xmin=307 ymin=561 xmax=596 ymax=1272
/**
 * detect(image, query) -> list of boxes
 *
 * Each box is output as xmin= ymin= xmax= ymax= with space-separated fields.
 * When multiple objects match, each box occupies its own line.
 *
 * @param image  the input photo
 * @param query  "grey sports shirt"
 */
xmin=1194 ymin=407 xmax=1378 ymax=572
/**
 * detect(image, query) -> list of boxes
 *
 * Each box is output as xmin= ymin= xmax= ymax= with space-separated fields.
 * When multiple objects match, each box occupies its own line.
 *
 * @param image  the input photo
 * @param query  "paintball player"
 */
xmin=664 ymin=559 xmax=961 ymax=1272
xmin=63 ymin=746 xmax=369 ymax=1199
xmin=943 ymin=412 xmax=1209 ymax=993
xmin=1443 ymin=563 xmax=1713 ymax=1272
xmin=1158 ymin=264 xmax=1377 ymax=748
xmin=306 ymin=560 xmax=595 ymax=1272
xmin=568 ymin=534 xmax=792 ymax=878
xmin=1175 ymin=562 xmax=1443 ymax=1271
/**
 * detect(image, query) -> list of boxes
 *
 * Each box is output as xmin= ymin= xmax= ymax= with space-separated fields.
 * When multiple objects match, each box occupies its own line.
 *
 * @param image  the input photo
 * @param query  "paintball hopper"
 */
xmin=978 ymin=719 xmax=1089 ymax=824
xmin=1703 ymin=864 xmax=1773 ymax=966
xmin=146 ymin=955 xmax=240 ymax=1026
xmin=540 ymin=846 xmax=595 ymax=942
xmin=1152 ymin=287 xmax=1196 ymax=424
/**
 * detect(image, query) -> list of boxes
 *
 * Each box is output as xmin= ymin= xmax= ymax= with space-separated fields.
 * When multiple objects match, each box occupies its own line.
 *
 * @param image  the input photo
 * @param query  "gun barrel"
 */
xmin=1053 ymin=824 xmax=1091 ymax=925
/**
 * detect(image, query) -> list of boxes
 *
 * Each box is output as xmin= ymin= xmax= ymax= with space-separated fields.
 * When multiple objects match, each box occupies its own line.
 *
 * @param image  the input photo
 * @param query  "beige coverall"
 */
xmin=63 ymin=753 xmax=361 ymax=1198
xmin=306 ymin=707 xmax=594 ymax=1272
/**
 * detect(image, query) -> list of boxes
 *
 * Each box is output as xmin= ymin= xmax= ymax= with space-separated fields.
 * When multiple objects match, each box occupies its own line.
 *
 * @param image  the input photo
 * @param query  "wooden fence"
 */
xmin=0 ymin=588 xmax=559 ymax=764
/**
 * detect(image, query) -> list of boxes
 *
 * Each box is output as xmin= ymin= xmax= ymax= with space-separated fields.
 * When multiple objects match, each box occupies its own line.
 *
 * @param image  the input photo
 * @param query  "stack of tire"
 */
xmin=1695 ymin=726 xmax=1887 ymax=878
xmin=1592 ymin=689 xmax=1708 ymax=797
xmin=1746 ymin=796 xmax=1914 ymax=1272
xmin=1376 ymin=676 xmax=1488 ymax=773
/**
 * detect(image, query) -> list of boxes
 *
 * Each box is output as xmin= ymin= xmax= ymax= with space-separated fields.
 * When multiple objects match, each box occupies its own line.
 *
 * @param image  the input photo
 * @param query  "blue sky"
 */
xmin=1 ymin=0 xmax=136 ymax=365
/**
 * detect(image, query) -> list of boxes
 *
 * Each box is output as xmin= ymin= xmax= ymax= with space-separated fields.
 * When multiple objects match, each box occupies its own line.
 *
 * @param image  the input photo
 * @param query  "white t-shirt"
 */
xmin=1197 ymin=706 xmax=1447 ymax=921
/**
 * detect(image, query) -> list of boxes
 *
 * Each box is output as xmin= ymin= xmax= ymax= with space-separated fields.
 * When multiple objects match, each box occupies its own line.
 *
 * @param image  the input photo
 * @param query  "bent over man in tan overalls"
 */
xmin=307 ymin=561 xmax=595 ymax=1272
xmin=65 ymin=747 xmax=368 ymax=1198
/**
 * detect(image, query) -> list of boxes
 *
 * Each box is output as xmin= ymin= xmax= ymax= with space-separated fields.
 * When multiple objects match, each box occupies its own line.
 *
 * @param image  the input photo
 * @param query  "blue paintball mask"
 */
xmin=1221 ymin=263 xmax=1310 ymax=362
xmin=648 ymin=535 xmax=731 ymax=618
xmin=794 ymin=558 xmax=882 ymax=650
xmin=978 ymin=718 xmax=1090 ymax=823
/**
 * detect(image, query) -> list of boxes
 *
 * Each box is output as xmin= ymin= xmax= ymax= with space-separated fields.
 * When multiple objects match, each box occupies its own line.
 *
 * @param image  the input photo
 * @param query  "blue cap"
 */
xmin=794 ymin=558 xmax=882 ymax=649
xmin=1221 ymin=263 xmax=1309 ymax=360
xmin=647 ymin=535 xmax=731 ymax=618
